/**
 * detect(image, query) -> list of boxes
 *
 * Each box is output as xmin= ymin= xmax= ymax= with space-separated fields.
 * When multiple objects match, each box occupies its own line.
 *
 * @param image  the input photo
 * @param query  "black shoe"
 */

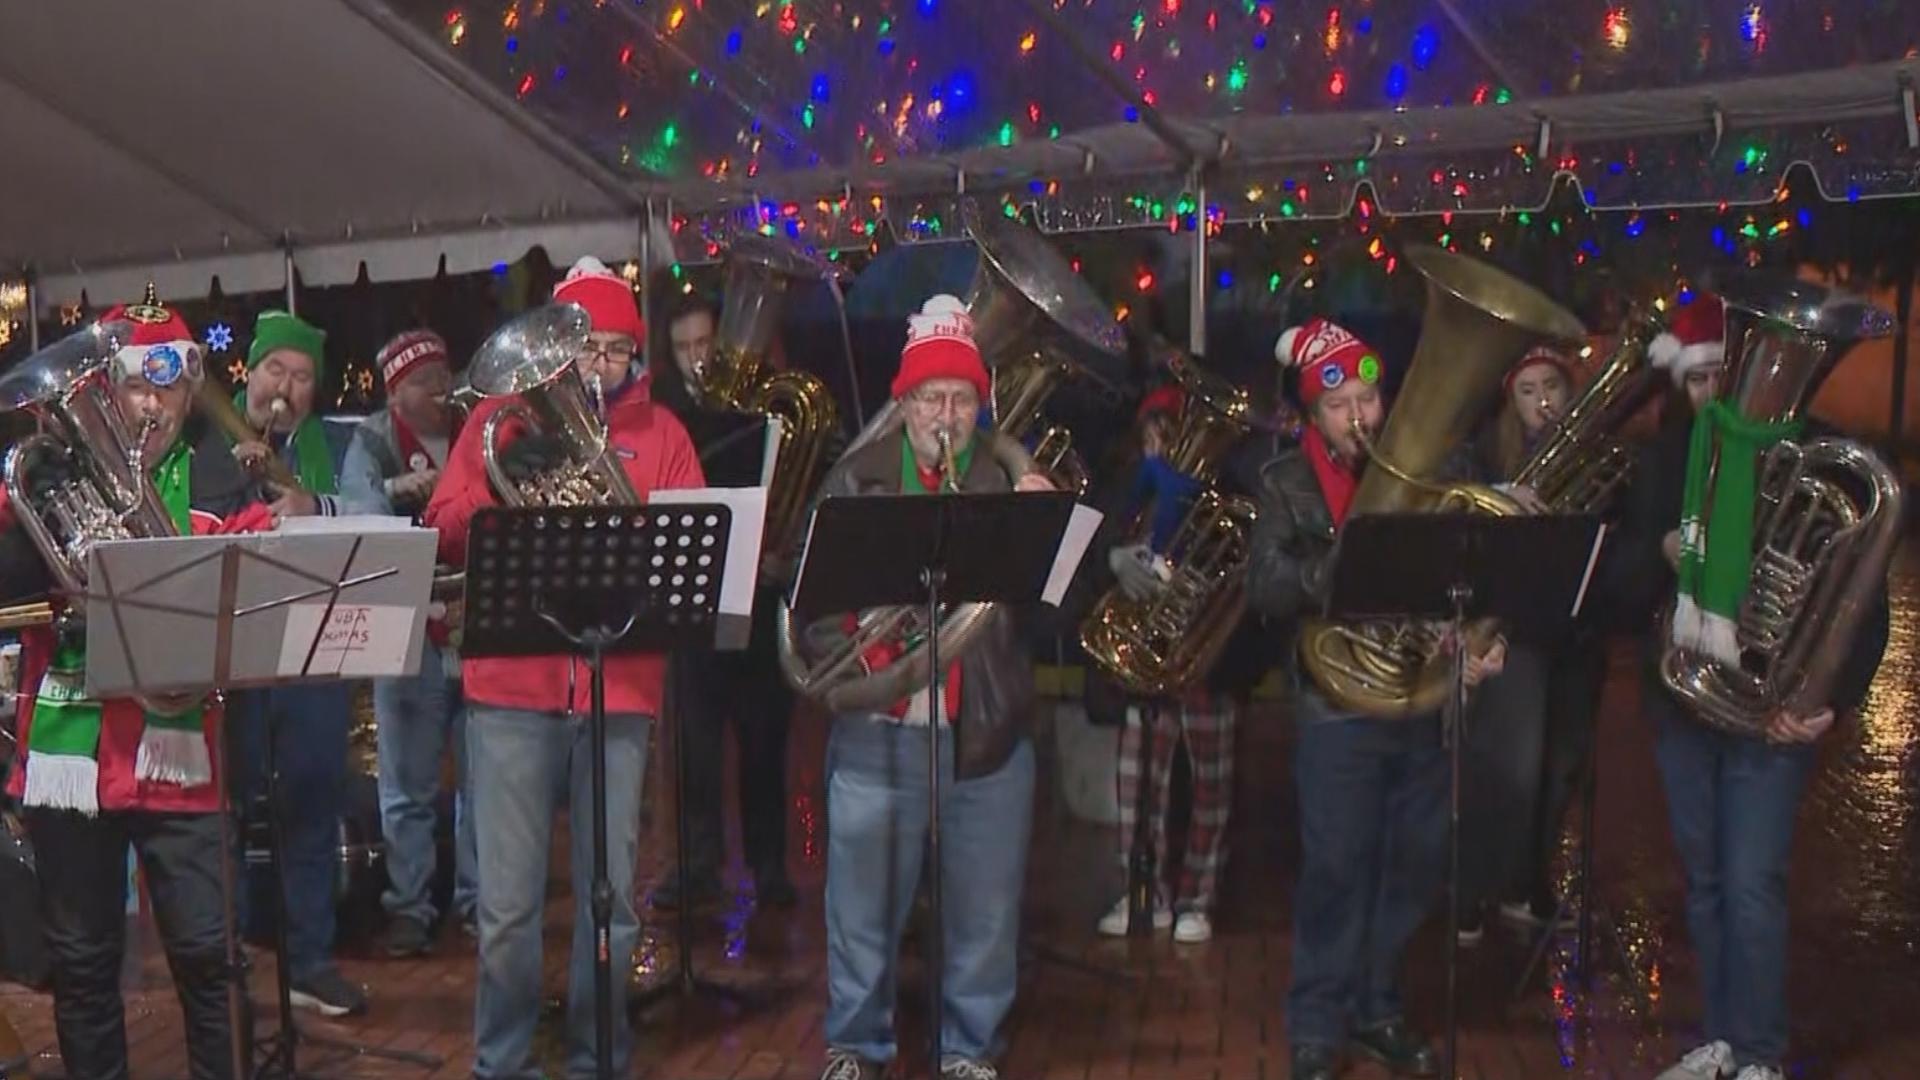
xmin=1352 ymin=1018 xmax=1439 ymax=1077
xmin=757 ymin=874 xmax=798 ymax=910
xmin=652 ymin=875 xmax=724 ymax=911
xmin=1289 ymin=1043 xmax=1342 ymax=1080
xmin=382 ymin=915 xmax=432 ymax=958
xmin=289 ymin=967 xmax=369 ymax=1018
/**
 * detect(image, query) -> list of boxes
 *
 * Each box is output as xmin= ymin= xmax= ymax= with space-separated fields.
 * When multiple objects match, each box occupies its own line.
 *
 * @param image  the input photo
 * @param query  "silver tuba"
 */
xmin=0 ymin=320 xmax=202 ymax=715
xmin=469 ymin=303 xmax=641 ymax=507
xmin=1658 ymin=275 xmax=1901 ymax=736
xmin=778 ymin=214 xmax=1121 ymax=710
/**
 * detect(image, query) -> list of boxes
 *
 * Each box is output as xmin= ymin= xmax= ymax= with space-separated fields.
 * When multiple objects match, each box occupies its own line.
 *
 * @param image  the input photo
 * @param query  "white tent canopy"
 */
xmin=4 ymin=0 xmax=1919 ymax=314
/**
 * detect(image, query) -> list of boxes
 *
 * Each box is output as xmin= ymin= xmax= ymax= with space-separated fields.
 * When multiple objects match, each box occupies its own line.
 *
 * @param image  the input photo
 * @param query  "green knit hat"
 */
xmin=247 ymin=310 xmax=327 ymax=372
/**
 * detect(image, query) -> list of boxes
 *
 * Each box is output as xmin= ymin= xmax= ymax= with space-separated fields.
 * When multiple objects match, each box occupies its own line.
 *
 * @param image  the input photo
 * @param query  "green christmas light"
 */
xmin=803 ymin=105 xmax=816 ymax=129
xmin=1495 ymin=87 xmax=1512 ymax=104
xmin=1268 ymin=272 xmax=1282 ymax=292
xmin=999 ymin=121 xmax=1015 ymax=147
xmin=661 ymin=123 xmax=678 ymax=148
xmin=1226 ymin=62 xmax=1248 ymax=94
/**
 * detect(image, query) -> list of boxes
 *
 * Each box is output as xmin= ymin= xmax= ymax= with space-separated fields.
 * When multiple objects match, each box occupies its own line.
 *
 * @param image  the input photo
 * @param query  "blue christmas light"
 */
xmin=811 ymin=74 xmax=830 ymax=102
xmin=1411 ymin=25 xmax=1439 ymax=70
xmin=917 ymin=0 xmax=937 ymax=16
xmin=947 ymin=69 xmax=976 ymax=108
xmin=726 ymin=29 xmax=743 ymax=54
xmin=1384 ymin=64 xmax=1408 ymax=100
xmin=505 ymin=37 xmax=518 ymax=53
xmin=206 ymin=322 xmax=233 ymax=353
xmin=1216 ymin=269 xmax=1234 ymax=289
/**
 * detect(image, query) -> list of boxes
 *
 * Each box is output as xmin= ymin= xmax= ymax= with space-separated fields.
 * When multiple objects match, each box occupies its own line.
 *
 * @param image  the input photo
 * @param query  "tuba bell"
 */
xmin=781 ymin=215 xmax=1122 ymax=708
xmin=468 ymin=303 xmax=641 ymax=507
xmin=1510 ymin=310 xmax=1664 ymax=513
xmin=1079 ymin=351 xmax=1259 ymax=695
xmin=1658 ymin=275 xmax=1901 ymax=736
xmin=692 ymin=236 xmax=843 ymax=562
xmin=1296 ymin=246 xmax=1587 ymax=718
xmin=0 ymin=320 xmax=203 ymax=716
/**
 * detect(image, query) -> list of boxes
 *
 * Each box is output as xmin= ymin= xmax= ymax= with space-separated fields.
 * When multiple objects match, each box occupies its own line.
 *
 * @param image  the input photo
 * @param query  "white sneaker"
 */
xmin=1655 ymin=1040 xmax=1734 ymax=1080
xmin=1172 ymin=911 xmax=1212 ymax=944
xmin=1732 ymin=1067 xmax=1783 ymax=1080
xmin=1097 ymin=897 xmax=1170 ymax=936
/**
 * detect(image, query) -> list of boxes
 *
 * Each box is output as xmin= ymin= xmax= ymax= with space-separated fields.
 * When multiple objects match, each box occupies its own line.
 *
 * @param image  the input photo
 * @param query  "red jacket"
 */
xmin=425 ymin=386 xmax=704 ymax=718
xmin=1 ymin=473 xmax=274 ymax=814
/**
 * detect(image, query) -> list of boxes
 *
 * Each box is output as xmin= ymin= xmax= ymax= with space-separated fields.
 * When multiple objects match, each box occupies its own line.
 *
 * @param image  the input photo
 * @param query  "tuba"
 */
xmin=779 ymin=215 xmax=1121 ymax=709
xmin=0 ymin=320 xmax=202 ymax=715
xmin=1297 ymin=246 xmax=1587 ymax=718
xmin=1079 ymin=351 xmax=1259 ymax=695
xmin=692 ymin=236 xmax=843 ymax=561
xmin=1510 ymin=311 xmax=1664 ymax=512
xmin=469 ymin=304 xmax=641 ymax=507
xmin=1658 ymin=275 xmax=1900 ymax=736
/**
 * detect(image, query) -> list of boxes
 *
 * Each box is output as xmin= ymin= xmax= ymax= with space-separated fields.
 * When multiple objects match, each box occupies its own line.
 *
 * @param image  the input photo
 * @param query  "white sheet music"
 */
xmin=649 ymin=487 xmax=767 ymax=618
xmin=276 ymin=602 xmax=416 ymax=677
xmin=275 ymin=515 xmax=422 ymax=534
xmin=761 ymin=416 xmax=785 ymax=487
xmin=1043 ymin=504 xmax=1103 ymax=607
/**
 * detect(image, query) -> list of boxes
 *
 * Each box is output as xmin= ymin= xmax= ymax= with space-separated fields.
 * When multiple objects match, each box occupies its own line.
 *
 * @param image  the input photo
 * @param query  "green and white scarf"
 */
xmin=23 ymin=442 xmax=210 ymax=815
xmin=1670 ymin=400 xmax=1803 ymax=665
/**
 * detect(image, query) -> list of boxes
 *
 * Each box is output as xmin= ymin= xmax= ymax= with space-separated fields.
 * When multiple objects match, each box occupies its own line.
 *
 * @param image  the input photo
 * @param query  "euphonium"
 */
xmin=692 ymin=236 xmax=842 ymax=560
xmin=1297 ymin=246 xmax=1586 ymax=718
xmin=773 ymin=420 xmax=1042 ymax=712
xmin=467 ymin=304 xmax=640 ymax=507
xmin=1079 ymin=351 xmax=1259 ymax=695
xmin=1511 ymin=311 xmax=1664 ymax=512
xmin=1658 ymin=275 xmax=1901 ymax=737
xmin=0 ymin=320 xmax=203 ymax=716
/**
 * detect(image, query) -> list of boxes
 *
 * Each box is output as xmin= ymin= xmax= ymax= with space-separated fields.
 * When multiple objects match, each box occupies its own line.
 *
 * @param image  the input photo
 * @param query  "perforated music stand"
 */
xmin=1325 ymin=511 xmax=1605 ymax=1080
xmin=462 ymin=503 xmax=730 ymax=1080
xmin=791 ymin=489 xmax=1076 ymax=1076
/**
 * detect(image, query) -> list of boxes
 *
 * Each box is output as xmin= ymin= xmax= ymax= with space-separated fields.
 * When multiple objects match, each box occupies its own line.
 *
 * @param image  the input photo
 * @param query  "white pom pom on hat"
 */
xmin=1274 ymin=325 xmax=1302 ymax=366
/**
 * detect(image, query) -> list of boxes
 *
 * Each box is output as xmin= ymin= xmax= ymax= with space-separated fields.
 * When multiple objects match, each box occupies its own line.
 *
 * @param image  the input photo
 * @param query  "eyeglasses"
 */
xmin=907 ymin=389 xmax=980 ymax=416
xmin=582 ymin=341 xmax=637 ymax=363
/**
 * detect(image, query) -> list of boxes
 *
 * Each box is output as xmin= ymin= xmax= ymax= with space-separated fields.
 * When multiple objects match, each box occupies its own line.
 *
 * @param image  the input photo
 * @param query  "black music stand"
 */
xmin=792 ymin=489 xmax=1078 ymax=1077
xmin=462 ymin=503 xmax=730 ymax=1080
xmin=1325 ymin=512 xmax=1605 ymax=1080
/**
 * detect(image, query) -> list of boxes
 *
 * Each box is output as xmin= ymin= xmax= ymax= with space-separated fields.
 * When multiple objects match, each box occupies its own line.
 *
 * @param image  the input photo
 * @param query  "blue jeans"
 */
xmin=1286 ymin=686 xmax=1449 ymax=1049
xmin=375 ymin=641 xmax=477 ymax=925
xmin=466 ymin=704 xmax=652 ymax=1080
xmin=824 ymin=717 xmax=1035 ymax=1065
xmin=232 ymin=682 xmax=352 ymax=981
xmin=1651 ymin=691 xmax=1815 ymax=1070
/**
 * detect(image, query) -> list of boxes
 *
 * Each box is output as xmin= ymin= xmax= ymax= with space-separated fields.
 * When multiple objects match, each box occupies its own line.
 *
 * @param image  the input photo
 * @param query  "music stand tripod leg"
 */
xmin=588 ymin=635 xmax=615 ymax=1080
xmin=923 ymin=566 xmax=946 ymax=1079
xmin=1442 ymin=584 xmax=1469 ymax=1080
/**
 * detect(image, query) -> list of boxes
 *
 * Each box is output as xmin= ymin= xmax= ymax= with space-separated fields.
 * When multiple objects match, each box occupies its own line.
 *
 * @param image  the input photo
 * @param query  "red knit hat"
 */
xmin=99 ymin=298 xmax=202 ymax=389
xmin=1650 ymin=294 xmax=1726 ymax=386
xmin=1274 ymin=317 xmax=1381 ymax=407
xmin=553 ymin=256 xmax=644 ymax=341
xmin=1503 ymin=345 xmax=1577 ymax=397
xmin=378 ymin=330 xmax=450 ymax=392
xmin=891 ymin=294 xmax=990 ymax=400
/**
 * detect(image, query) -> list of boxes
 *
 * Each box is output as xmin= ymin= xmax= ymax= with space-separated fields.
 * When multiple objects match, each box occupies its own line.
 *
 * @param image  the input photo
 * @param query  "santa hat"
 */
xmin=1503 ymin=345 xmax=1577 ymax=397
xmin=100 ymin=295 xmax=203 ymax=390
xmin=892 ymin=294 xmax=990 ymax=400
xmin=1650 ymin=294 xmax=1726 ymax=386
xmin=1274 ymin=317 xmax=1382 ymax=407
xmin=1137 ymin=384 xmax=1184 ymax=421
xmin=377 ymin=330 xmax=450 ymax=392
xmin=553 ymin=256 xmax=644 ymax=341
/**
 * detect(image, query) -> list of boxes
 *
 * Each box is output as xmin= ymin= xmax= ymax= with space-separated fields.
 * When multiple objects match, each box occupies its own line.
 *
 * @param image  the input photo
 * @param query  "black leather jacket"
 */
xmin=1245 ymin=448 xmax=1344 ymax=630
xmin=797 ymin=428 xmax=1036 ymax=780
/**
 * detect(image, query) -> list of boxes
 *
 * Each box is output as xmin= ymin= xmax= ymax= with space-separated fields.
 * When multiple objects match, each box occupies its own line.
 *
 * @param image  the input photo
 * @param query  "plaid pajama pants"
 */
xmin=1113 ymin=696 xmax=1238 ymax=915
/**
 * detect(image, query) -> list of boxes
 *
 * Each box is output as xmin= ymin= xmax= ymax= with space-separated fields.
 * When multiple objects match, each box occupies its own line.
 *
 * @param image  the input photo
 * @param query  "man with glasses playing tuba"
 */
xmin=0 ymin=298 xmax=316 ymax=1079
xmin=1248 ymin=318 xmax=1507 ymax=1080
xmin=804 ymin=296 xmax=1053 ymax=1080
xmin=426 ymin=256 xmax=704 ymax=1080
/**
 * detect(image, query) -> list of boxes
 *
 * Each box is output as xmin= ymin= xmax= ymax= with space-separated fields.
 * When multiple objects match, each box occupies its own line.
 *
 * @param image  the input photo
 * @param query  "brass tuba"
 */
xmin=779 ymin=214 xmax=1121 ymax=708
xmin=469 ymin=303 xmax=641 ymax=507
xmin=1297 ymin=246 xmax=1586 ymax=718
xmin=1510 ymin=311 xmax=1664 ymax=512
xmin=1079 ymin=351 xmax=1259 ymax=695
xmin=1658 ymin=275 xmax=1900 ymax=736
xmin=692 ymin=236 xmax=843 ymax=561
xmin=0 ymin=320 xmax=202 ymax=715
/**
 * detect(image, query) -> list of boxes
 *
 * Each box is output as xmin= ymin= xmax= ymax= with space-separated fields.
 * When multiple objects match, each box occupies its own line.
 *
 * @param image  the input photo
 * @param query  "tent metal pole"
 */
xmin=283 ymin=247 xmax=297 ymax=314
xmin=640 ymin=202 xmax=655 ymax=372
xmin=1189 ymin=170 xmax=1207 ymax=357
xmin=25 ymin=274 xmax=40 ymax=351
